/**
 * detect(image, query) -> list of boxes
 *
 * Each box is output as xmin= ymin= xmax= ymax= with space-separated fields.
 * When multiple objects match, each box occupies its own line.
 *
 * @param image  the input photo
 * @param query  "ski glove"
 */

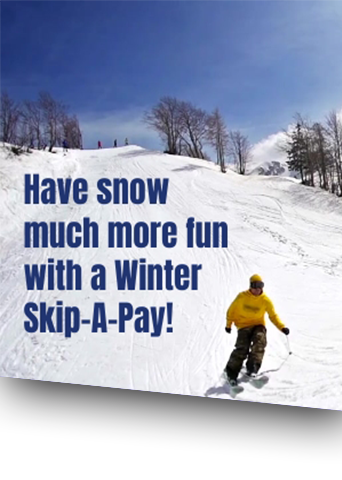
xmin=225 ymin=327 xmax=231 ymax=334
xmin=282 ymin=327 xmax=290 ymax=335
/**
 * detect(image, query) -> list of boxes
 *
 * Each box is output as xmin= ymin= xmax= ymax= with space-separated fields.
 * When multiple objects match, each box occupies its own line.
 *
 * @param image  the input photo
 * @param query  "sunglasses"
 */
xmin=250 ymin=281 xmax=264 ymax=289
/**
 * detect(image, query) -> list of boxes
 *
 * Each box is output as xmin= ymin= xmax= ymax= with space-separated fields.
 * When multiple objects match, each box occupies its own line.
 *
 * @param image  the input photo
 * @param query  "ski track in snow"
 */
xmin=0 ymin=145 xmax=341 ymax=410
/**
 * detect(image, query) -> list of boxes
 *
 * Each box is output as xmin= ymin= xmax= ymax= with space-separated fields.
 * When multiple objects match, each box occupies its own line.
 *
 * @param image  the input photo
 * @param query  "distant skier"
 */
xmin=224 ymin=274 xmax=290 ymax=386
xmin=98 ymin=140 xmax=102 ymax=149
xmin=113 ymin=139 xmax=117 ymax=147
xmin=125 ymin=137 xmax=128 ymax=146
xmin=63 ymin=139 xmax=68 ymax=152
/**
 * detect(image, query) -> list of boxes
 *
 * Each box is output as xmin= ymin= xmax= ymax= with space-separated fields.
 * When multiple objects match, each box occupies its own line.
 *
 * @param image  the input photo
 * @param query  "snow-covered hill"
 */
xmin=0 ymin=144 xmax=341 ymax=410
xmin=248 ymin=132 xmax=299 ymax=177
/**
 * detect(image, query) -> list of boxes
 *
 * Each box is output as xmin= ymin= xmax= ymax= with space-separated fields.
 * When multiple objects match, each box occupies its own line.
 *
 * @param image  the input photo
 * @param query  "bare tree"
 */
xmin=0 ymin=92 xmax=20 ymax=144
xmin=296 ymin=114 xmax=316 ymax=186
xmin=17 ymin=116 xmax=32 ymax=149
xmin=177 ymin=101 xmax=209 ymax=159
xmin=144 ymin=97 xmax=182 ymax=155
xmin=310 ymin=122 xmax=330 ymax=191
xmin=1 ymin=91 xmax=83 ymax=154
xmin=62 ymin=114 xmax=83 ymax=149
xmin=22 ymin=100 xmax=44 ymax=148
xmin=38 ymin=91 xmax=67 ymax=152
xmin=144 ymin=97 xmax=211 ymax=159
xmin=325 ymin=110 xmax=342 ymax=196
xmin=207 ymin=108 xmax=229 ymax=172
xmin=229 ymin=130 xmax=251 ymax=174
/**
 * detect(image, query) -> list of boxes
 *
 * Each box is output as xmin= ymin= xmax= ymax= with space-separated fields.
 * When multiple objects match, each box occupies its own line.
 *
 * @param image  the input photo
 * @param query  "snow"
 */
xmin=0 ymin=144 xmax=341 ymax=410
xmin=248 ymin=131 xmax=299 ymax=178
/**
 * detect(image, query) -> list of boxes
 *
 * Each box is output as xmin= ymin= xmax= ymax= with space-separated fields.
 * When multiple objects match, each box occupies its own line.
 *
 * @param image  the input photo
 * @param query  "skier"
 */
xmin=113 ymin=139 xmax=117 ymax=147
xmin=98 ymin=140 xmax=102 ymax=149
xmin=63 ymin=139 xmax=68 ymax=152
xmin=224 ymin=274 xmax=289 ymax=386
xmin=125 ymin=137 xmax=128 ymax=146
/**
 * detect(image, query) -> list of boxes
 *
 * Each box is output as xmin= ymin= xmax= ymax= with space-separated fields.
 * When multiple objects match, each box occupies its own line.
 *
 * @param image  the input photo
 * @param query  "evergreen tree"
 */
xmin=286 ymin=123 xmax=307 ymax=183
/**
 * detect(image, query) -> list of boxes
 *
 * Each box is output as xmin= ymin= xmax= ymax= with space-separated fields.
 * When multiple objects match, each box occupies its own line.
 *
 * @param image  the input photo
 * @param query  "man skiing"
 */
xmin=224 ymin=274 xmax=289 ymax=386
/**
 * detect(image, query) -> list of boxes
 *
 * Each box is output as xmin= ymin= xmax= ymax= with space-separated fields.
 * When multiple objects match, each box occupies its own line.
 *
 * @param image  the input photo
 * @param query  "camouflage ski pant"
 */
xmin=225 ymin=325 xmax=267 ymax=380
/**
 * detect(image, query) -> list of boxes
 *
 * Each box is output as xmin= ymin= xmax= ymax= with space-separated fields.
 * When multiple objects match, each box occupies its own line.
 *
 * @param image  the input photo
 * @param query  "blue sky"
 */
xmin=2 ymin=1 xmax=342 ymax=150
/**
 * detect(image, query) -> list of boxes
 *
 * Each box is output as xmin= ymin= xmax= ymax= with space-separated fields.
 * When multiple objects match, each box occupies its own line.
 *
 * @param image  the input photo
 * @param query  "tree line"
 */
xmin=4 ymin=89 xmax=340 ymax=199
xmin=2 ymin=92 xmax=252 ymax=173
xmin=144 ymin=96 xmax=251 ymax=173
xmin=1 ymin=91 xmax=82 ymax=152
xmin=285 ymin=112 xmax=342 ymax=197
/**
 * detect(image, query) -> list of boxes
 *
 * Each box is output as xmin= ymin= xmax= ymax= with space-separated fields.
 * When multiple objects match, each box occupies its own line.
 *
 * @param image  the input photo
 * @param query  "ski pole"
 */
xmin=286 ymin=336 xmax=292 ymax=355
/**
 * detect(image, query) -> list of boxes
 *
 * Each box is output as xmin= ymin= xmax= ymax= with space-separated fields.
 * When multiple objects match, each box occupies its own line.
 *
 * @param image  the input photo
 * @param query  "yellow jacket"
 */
xmin=226 ymin=290 xmax=285 ymax=331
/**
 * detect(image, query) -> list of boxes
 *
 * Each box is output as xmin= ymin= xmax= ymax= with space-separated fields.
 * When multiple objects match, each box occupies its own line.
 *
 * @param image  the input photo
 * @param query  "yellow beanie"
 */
xmin=250 ymin=274 xmax=263 ymax=283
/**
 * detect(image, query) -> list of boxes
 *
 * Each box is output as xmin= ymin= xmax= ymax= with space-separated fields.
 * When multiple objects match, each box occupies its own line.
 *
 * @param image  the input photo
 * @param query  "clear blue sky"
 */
xmin=2 ymin=1 xmax=342 ymax=150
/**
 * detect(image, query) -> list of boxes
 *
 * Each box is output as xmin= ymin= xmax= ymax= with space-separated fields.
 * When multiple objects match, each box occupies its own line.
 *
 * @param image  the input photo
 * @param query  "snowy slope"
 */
xmin=0 ymin=144 xmax=341 ymax=410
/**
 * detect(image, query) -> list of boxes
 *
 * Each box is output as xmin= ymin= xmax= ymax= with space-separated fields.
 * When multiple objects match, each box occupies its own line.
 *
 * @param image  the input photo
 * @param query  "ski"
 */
xmin=221 ymin=371 xmax=244 ymax=394
xmin=243 ymin=372 xmax=269 ymax=388
xmin=228 ymin=382 xmax=244 ymax=394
